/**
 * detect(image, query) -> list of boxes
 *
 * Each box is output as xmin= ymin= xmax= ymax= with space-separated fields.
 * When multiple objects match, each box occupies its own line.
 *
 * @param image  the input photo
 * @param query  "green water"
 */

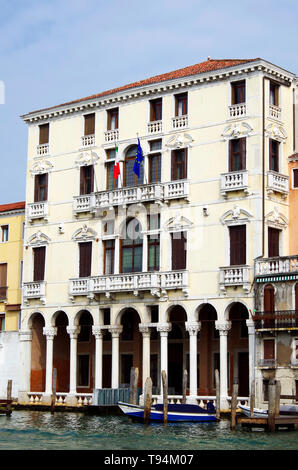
xmin=0 ymin=410 xmax=297 ymax=450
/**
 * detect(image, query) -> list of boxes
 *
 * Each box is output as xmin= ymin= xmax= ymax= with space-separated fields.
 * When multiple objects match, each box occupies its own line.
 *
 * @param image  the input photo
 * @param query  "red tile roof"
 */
xmin=0 ymin=201 xmax=25 ymax=213
xmin=25 ymin=58 xmax=259 ymax=116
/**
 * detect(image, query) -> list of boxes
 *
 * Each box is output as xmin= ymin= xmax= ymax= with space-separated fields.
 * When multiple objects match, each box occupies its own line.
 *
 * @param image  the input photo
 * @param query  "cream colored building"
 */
xmin=18 ymin=58 xmax=297 ymax=409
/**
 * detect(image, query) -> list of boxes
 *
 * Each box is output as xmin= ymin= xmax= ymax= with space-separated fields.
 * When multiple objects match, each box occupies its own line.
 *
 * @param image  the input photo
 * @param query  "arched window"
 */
xmin=120 ymin=219 xmax=143 ymax=273
xmin=124 ymin=145 xmax=144 ymax=187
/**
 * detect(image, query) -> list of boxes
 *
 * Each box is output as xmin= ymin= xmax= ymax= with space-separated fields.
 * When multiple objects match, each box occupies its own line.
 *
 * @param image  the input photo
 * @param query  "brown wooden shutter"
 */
xmin=183 ymin=148 xmax=188 ymax=178
xmin=171 ymin=232 xmax=187 ymax=270
xmin=229 ymin=225 xmax=246 ymax=265
xmin=34 ymin=175 xmax=39 ymax=202
xmin=39 ymin=124 xmax=49 ymax=145
xmin=240 ymin=137 xmax=246 ymax=170
xmin=84 ymin=113 xmax=95 ymax=135
xmin=229 ymin=140 xmax=233 ymax=172
xmin=264 ymin=285 xmax=275 ymax=312
xmin=293 ymin=169 xmax=298 ymax=188
xmin=33 ymin=247 xmax=46 ymax=281
xmin=0 ymin=263 xmax=7 ymax=286
xmin=268 ymin=227 xmax=279 ymax=257
xmin=79 ymin=242 xmax=92 ymax=277
xmin=264 ymin=339 xmax=275 ymax=360
xmin=171 ymin=151 xmax=176 ymax=181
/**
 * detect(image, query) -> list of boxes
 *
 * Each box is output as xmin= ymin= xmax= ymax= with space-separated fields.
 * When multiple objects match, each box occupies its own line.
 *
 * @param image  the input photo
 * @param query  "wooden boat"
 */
xmin=118 ymin=401 xmax=217 ymax=422
xmin=239 ymin=404 xmax=298 ymax=417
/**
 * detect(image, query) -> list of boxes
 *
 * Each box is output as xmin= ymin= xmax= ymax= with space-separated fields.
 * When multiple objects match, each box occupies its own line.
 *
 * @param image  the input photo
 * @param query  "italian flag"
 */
xmin=113 ymin=143 xmax=120 ymax=179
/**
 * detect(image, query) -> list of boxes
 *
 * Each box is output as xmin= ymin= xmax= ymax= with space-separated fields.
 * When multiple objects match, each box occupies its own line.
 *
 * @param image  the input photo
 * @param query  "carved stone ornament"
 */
xmin=222 ymin=122 xmax=253 ymax=140
xmin=265 ymin=123 xmax=287 ymax=142
xmin=165 ymin=133 xmax=194 ymax=149
xmin=157 ymin=323 xmax=172 ymax=334
xmin=72 ymin=224 xmax=97 ymax=241
xmin=220 ymin=205 xmax=252 ymax=225
xmin=67 ymin=326 xmax=81 ymax=339
xmin=265 ymin=207 xmax=288 ymax=229
xmin=164 ymin=213 xmax=193 ymax=232
xmin=108 ymin=325 xmax=123 ymax=337
xmin=185 ymin=322 xmax=201 ymax=335
xmin=75 ymin=150 xmax=99 ymax=167
xmin=27 ymin=230 xmax=51 ymax=246
xmin=92 ymin=326 xmax=103 ymax=338
xmin=43 ymin=326 xmax=57 ymax=338
xmin=30 ymin=159 xmax=53 ymax=176
xmin=215 ymin=321 xmax=231 ymax=334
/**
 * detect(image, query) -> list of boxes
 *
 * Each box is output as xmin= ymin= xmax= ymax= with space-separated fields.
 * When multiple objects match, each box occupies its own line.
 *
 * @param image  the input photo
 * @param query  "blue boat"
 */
xmin=118 ymin=401 xmax=218 ymax=422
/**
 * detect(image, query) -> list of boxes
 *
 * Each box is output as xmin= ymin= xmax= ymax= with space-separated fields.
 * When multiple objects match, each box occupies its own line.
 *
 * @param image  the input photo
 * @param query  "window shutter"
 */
xmin=240 ymin=137 xmax=246 ymax=170
xmin=84 ymin=113 xmax=95 ymax=136
xmin=183 ymin=148 xmax=188 ymax=179
xmin=264 ymin=339 xmax=275 ymax=360
xmin=39 ymin=124 xmax=49 ymax=145
xmin=0 ymin=264 xmax=7 ymax=286
xmin=80 ymin=167 xmax=85 ymax=195
xmin=171 ymin=232 xmax=186 ymax=270
xmin=268 ymin=227 xmax=279 ymax=257
xmin=264 ymin=285 xmax=275 ymax=312
xmin=293 ymin=169 xmax=298 ymax=188
xmin=171 ymin=151 xmax=176 ymax=180
xmin=43 ymin=173 xmax=48 ymax=201
xmin=34 ymin=175 xmax=39 ymax=202
xmin=79 ymin=242 xmax=92 ymax=278
xmin=33 ymin=247 xmax=46 ymax=281
xmin=229 ymin=140 xmax=233 ymax=172
xmin=229 ymin=225 xmax=246 ymax=265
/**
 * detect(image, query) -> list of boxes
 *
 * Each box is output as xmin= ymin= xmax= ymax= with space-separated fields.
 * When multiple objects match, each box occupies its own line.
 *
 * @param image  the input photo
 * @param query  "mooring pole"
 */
xmin=182 ymin=369 xmax=188 ymax=404
xmin=268 ymin=378 xmax=276 ymax=432
xmin=230 ymin=377 xmax=239 ymax=430
xmin=162 ymin=370 xmax=168 ymax=425
xmin=144 ymin=377 xmax=152 ymax=425
xmin=275 ymin=380 xmax=281 ymax=418
xmin=6 ymin=380 xmax=12 ymax=416
xmin=215 ymin=369 xmax=220 ymax=420
xmin=250 ymin=379 xmax=255 ymax=417
xmin=50 ymin=368 xmax=57 ymax=414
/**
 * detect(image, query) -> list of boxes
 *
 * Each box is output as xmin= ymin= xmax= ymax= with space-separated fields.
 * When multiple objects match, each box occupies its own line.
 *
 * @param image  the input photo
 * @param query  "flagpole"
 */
xmin=136 ymin=133 xmax=148 ymax=185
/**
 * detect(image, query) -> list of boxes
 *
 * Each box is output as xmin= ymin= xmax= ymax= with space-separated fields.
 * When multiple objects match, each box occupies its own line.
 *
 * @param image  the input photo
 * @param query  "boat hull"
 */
xmin=118 ymin=402 xmax=217 ymax=422
xmin=239 ymin=404 xmax=298 ymax=418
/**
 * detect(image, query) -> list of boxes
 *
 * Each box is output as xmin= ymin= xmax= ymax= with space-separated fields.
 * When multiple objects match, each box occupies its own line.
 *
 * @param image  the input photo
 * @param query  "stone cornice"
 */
xmin=21 ymin=60 xmax=296 ymax=124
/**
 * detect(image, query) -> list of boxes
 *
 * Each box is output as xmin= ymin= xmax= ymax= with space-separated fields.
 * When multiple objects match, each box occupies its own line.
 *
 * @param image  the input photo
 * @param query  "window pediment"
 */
xmin=75 ymin=150 xmax=99 ymax=168
xmin=72 ymin=224 xmax=97 ymax=241
xmin=27 ymin=230 xmax=51 ymax=246
xmin=164 ymin=214 xmax=193 ymax=232
xmin=222 ymin=122 xmax=253 ymax=141
xmin=265 ymin=207 xmax=288 ymax=229
xmin=265 ymin=123 xmax=287 ymax=142
xmin=165 ymin=133 xmax=193 ymax=150
xmin=221 ymin=205 xmax=252 ymax=225
xmin=30 ymin=160 xmax=53 ymax=176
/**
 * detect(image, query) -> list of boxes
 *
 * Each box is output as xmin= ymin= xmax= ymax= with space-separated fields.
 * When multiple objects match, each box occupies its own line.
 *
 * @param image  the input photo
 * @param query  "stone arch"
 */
xmin=30 ymin=312 xmax=46 ymax=392
xmin=51 ymin=309 xmax=70 ymax=327
xmin=224 ymin=299 xmax=250 ymax=321
xmin=73 ymin=308 xmax=95 ymax=327
xmin=27 ymin=310 xmax=46 ymax=330
xmin=53 ymin=311 xmax=70 ymax=393
xmin=164 ymin=303 xmax=189 ymax=323
xmin=114 ymin=305 xmax=142 ymax=325
xmin=195 ymin=302 xmax=218 ymax=322
xmin=123 ymin=144 xmax=144 ymax=187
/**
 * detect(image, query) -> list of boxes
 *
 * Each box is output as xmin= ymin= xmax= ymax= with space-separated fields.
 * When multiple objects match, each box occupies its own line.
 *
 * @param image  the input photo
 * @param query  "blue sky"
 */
xmin=0 ymin=0 xmax=297 ymax=204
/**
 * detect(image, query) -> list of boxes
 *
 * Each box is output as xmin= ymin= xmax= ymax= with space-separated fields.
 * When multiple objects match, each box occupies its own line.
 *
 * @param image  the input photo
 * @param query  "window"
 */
xmin=229 ymin=138 xmax=246 ymax=171
xmin=105 ymin=149 xmax=118 ymax=190
xmin=171 ymin=148 xmax=187 ymax=180
xmin=229 ymin=225 xmax=246 ymax=265
xmin=78 ymin=355 xmax=90 ymax=386
xmin=263 ymin=339 xmax=275 ymax=362
xmin=150 ymin=98 xmax=162 ymax=121
xmin=0 ymin=263 xmax=7 ymax=300
xmin=80 ymin=165 xmax=94 ymax=195
xmin=149 ymin=154 xmax=161 ymax=183
xmin=104 ymin=239 xmax=115 ymax=274
xmin=231 ymin=80 xmax=246 ymax=105
xmin=269 ymin=139 xmax=279 ymax=172
xmin=39 ymin=123 xmax=49 ymax=145
xmin=264 ymin=284 xmax=275 ymax=312
xmin=270 ymin=82 xmax=279 ymax=107
xmin=263 ymin=379 xmax=269 ymax=401
xmin=171 ymin=231 xmax=187 ymax=270
xmin=33 ymin=246 xmax=46 ymax=281
xmin=175 ymin=93 xmax=187 ymax=116
xmin=268 ymin=227 xmax=280 ymax=257
xmin=1 ymin=225 xmax=9 ymax=242
xmin=293 ymin=168 xmax=298 ymax=188
xmin=78 ymin=311 xmax=92 ymax=342
xmin=107 ymin=108 xmax=119 ymax=130
xmin=20 ymin=260 xmax=23 ymax=288
xmin=84 ymin=113 xmax=95 ymax=136
xmin=148 ymin=234 xmax=160 ymax=271
xmin=79 ymin=242 xmax=92 ymax=278
xmin=0 ymin=314 xmax=5 ymax=331
xmin=124 ymin=146 xmax=143 ymax=187
xmin=34 ymin=173 xmax=48 ymax=202
xmin=121 ymin=219 xmax=143 ymax=273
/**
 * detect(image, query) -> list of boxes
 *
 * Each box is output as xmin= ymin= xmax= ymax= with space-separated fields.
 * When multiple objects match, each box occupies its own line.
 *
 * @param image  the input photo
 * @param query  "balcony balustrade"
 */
xmin=269 ymin=104 xmax=281 ymax=120
xmin=267 ymin=170 xmax=289 ymax=196
xmin=104 ymin=129 xmax=119 ymax=143
xmin=37 ymin=144 xmax=49 ymax=156
xmin=172 ymin=115 xmax=188 ymax=129
xmin=27 ymin=202 xmax=48 ymax=222
xmin=253 ymin=310 xmax=298 ymax=330
xmin=220 ymin=170 xmax=249 ymax=196
xmin=81 ymin=134 xmax=95 ymax=147
xmin=148 ymin=120 xmax=162 ymax=134
xmin=69 ymin=270 xmax=188 ymax=300
xmin=228 ymin=103 xmax=246 ymax=118
xmin=23 ymin=281 xmax=46 ymax=305
xmin=258 ymin=358 xmax=277 ymax=368
xmin=219 ymin=265 xmax=250 ymax=294
xmin=255 ymin=255 xmax=298 ymax=277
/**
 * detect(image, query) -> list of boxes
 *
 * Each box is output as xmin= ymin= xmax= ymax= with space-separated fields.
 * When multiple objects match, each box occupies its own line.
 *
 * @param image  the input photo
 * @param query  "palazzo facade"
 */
xmin=18 ymin=58 xmax=297 ymax=409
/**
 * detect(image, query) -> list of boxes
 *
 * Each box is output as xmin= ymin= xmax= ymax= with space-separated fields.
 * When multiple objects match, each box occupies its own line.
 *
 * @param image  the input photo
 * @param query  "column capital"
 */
xmin=66 ymin=326 xmax=81 ymax=339
xmin=92 ymin=325 xmax=104 ymax=339
xmin=19 ymin=330 xmax=33 ymax=342
xmin=185 ymin=321 xmax=201 ymax=335
xmin=246 ymin=319 xmax=255 ymax=334
xmin=215 ymin=321 xmax=231 ymax=335
xmin=139 ymin=324 xmax=151 ymax=336
xmin=157 ymin=323 xmax=172 ymax=336
xmin=108 ymin=325 xmax=123 ymax=338
xmin=43 ymin=326 xmax=57 ymax=338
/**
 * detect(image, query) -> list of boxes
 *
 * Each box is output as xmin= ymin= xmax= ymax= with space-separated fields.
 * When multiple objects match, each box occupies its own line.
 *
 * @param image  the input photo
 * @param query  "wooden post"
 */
xmin=161 ymin=370 xmax=168 ymax=425
xmin=215 ymin=369 xmax=220 ymax=420
xmin=268 ymin=378 xmax=276 ymax=432
xmin=275 ymin=380 xmax=281 ymax=418
xmin=250 ymin=379 xmax=255 ymax=417
xmin=144 ymin=377 xmax=152 ymax=425
xmin=50 ymin=368 xmax=57 ymax=414
xmin=182 ymin=369 xmax=188 ymax=404
xmin=230 ymin=377 xmax=239 ymax=430
xmin=6 ymin=380 xmax=12 ymax=416
xmin=129 ymin=367 xmax=139 ymax=405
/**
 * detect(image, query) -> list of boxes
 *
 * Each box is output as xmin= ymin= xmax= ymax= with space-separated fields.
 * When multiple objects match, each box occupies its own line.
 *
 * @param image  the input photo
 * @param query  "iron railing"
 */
xmin=253 ymin=310 xmax=298 ymax=330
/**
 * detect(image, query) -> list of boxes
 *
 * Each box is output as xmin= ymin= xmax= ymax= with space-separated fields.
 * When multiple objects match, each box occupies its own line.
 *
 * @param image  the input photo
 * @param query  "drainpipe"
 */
xmin=262 ymin=76 xmax=265 ymax=258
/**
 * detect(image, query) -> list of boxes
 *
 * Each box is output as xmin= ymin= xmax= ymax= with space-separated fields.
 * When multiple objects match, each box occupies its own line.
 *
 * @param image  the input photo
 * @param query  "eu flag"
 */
xmin=133 ymin=138 xmax=143 ymax=178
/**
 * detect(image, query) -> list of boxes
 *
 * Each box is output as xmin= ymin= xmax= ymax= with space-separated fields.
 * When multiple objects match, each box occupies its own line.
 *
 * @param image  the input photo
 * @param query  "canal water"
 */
xmin=0 ymin=410 xmax=297 ymax=451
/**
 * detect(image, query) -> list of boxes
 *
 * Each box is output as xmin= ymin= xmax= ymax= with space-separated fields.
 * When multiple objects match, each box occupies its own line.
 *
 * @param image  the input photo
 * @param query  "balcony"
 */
xmin=37 ymin=144 xmax=49 ymax=156
xmin=27 ymin=202 xmax=48 ymax=222
xmin=219 ymin=265 xmax=250 ymax=294
xmin=258 ymin=358 xmax=277 ymax=368
xmin=172 ymin=115 xmax=188 ymax=129
xmin=228 ymin=103 xmax=246 ymax=118
xmin=69 ymin=270 xmax=188 ymax=300
xmin=73 ymin=180 xmax=189 ymax=214
xmin=220 ymin=170 xmax=249 ymax=197
xmin=104 ymin=129 xmax=119 ymax=143
xmin=81 ymin=134 xmax=95 ymax=147
xmin=269 ymin=104 xmax=281 ymax=120
xmin=267 ymin=171 xmax=289 ymax=196
xmin=23 ymin=281 xmax=46 ymax=305
xmin=253 ymin=310 xmax=298 ymax=331
xmin=148 ymin=120 xmax=162 ymax=134
xmin=0 ymin=286 xmax=7 ymax=301
xmin=255 ymin=255 xmax=298 ymax=277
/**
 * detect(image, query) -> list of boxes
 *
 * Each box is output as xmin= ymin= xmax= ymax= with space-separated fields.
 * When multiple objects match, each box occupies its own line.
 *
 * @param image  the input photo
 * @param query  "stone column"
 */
xmin=92 ymin=326 xmax=103 ymax=389
xmin=43 ymin=326 xmax=57 ymax=400
xmin=246 ymin=319 xmax=256 ymax=396
xmin=142 ymin=234 xmax=148 ymax=272
xmin=215 ymin=320 xmax=231 ymax=409
xmin=185 ymin=322 xmax=201 ymax=399
xmin=18 ymin=330 xmax=33 ymax=404
xmin=157 ymin=323 xmax=171 ymax=389
xmin=114 ymin=236 xmax=120 ymax=275
xmin=66 ymin=326 xmax=80 ymax=402
xmin=139 ymin=325 xmax=151 ymax=390
xmin=109 ymin=326 xmax=123 ymax=388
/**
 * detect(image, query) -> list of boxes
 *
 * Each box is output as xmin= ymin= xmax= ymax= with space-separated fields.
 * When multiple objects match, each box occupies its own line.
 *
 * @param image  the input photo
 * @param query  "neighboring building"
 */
xmin=0 ymin=201 xmax=25 ymax=398
xmin=18 ymin=58 xmax=297 ymax=409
